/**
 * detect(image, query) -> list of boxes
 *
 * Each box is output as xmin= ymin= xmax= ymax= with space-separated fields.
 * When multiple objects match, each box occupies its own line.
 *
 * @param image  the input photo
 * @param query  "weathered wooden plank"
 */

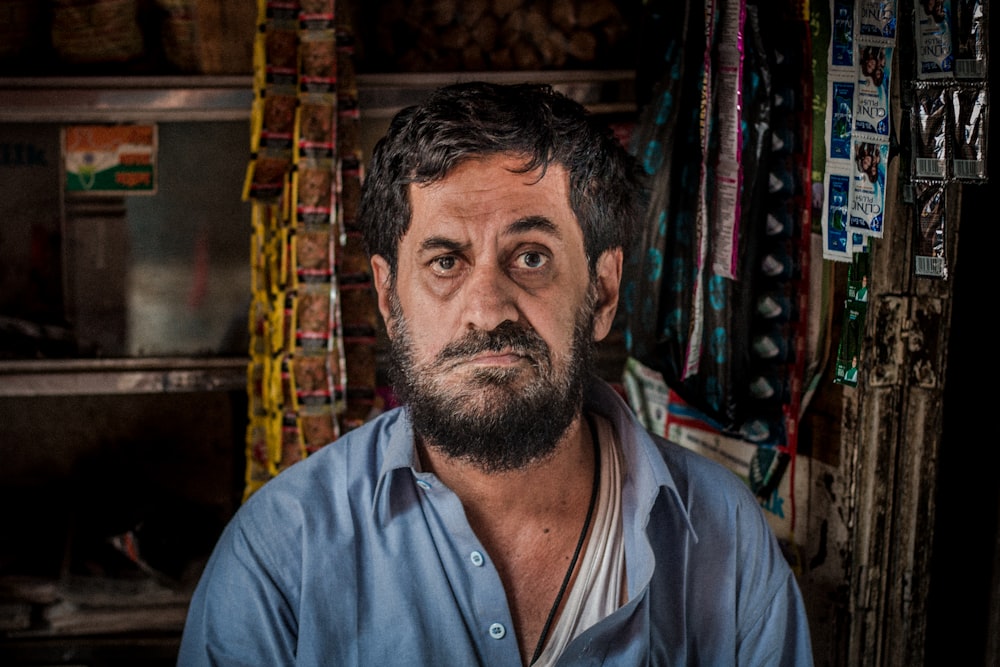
xmin=847 ymin=381 xmax=902 ymax=667
xmin=836 ymin=147 xmax=960 ymax=667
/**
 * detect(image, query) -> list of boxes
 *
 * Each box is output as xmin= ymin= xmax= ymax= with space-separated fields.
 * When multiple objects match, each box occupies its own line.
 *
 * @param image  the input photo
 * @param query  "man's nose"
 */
xmin=462 ymin=263 xmax=519 ymax=331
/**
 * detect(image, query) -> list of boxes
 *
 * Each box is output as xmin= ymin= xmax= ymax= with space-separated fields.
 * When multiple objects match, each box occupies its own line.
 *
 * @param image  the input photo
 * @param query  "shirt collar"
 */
xmin=582 ymin=379 xmax=698 ymax=543
xmin=372 ymin=408 xmax=420 ymax=526
xmin=371 ymin=378 xmax=698 ymax=544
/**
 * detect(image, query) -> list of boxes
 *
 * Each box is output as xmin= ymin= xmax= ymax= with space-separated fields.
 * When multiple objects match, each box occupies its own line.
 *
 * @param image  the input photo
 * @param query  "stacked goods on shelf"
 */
xmin=364 ymin=0 xmax=634 ymax=72
xmin=243 ymin=0 xmax=377 ymax=499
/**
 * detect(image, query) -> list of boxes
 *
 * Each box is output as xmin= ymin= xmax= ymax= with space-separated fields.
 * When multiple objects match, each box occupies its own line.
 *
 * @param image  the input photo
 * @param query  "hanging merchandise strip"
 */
xmin=911 ymin=0 xmax=989 ymax=279
xmin=819 ymin=0 xmax=856 ymax=262
xmin=709 ymin=0 xmax=748 ymax=280
xmin=335 ymin=27 xmax=379 ymax=434
xmin=623 ymin=0 xmax=814 ymax=546
xmin=242 ymin=0 xmax=375 ymax=500
xmin=826 ymin=0 xmax=896 ymax=387
xmin=821 ymin=0 xmax=893 ymax=262
xmin=829 ymin=0 xmax=991 ymax=385
xmin=854 ymin=1 xmax=894 ymax=242
xmin=681 ymin=0 xmax=719 ymax=381
xmin=246 ymin=203 xmax=280 ymax=483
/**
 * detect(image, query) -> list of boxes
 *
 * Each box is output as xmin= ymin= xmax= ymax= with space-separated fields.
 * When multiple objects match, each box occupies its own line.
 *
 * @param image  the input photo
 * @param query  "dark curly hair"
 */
xmin=357 ymin=81 xmax=645 ymax=278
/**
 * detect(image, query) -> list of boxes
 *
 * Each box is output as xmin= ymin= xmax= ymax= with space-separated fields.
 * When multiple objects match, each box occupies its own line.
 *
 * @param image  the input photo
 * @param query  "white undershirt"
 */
xmin=533 ymin=413 xmax=627 ymax=667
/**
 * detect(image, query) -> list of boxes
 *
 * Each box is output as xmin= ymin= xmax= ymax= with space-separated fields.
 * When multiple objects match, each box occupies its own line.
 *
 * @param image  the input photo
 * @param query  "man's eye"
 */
xmin=432 ymin=256 xmax=458 ymax=273
xmin=518 ymin=251 xmax=548 ymax=269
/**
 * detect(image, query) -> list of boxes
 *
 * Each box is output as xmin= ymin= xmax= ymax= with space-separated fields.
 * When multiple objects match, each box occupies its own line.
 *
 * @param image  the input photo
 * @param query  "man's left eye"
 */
xmin=518 ymin=251 xmax=548 ymax=269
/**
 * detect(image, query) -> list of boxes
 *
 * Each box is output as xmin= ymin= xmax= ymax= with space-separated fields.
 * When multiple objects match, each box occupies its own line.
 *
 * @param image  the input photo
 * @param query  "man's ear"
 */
xmin=592 ymin=248 xmax=623 ymax=342
xmin=370 ymin=255 xmax=393 ymax=327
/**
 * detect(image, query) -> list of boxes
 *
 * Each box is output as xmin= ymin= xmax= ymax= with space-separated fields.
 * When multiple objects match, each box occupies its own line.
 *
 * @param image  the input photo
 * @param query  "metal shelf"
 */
xmin=0 ymin=357 xmax=248 ymax=397
xmin=0 ymin=70 xmax=636 ymax=123
xmin=0 ymin=75 xmax=255 ymax=123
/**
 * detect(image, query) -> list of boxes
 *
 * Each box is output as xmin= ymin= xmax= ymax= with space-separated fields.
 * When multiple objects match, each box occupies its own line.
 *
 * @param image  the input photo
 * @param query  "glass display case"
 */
xmin=0 ymin=71 xmax=636 ymax=396
xmin=0 ymin=77 xmax=256 ymax=397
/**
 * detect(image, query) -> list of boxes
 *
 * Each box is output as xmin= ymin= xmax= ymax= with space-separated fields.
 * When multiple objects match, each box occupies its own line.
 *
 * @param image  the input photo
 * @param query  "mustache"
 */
xmin=435 ymin=321 xmax=550 ymax=365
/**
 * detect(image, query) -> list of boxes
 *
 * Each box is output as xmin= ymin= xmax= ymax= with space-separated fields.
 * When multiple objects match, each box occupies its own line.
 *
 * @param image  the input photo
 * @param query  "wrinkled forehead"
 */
xmin=404 ymin=157 xmax=576 ymax=239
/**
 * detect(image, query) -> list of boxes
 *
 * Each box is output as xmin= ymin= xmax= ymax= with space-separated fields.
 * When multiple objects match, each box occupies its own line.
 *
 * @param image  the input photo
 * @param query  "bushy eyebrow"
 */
xmin=508 ymin=215 xmax=561 ymax=238
xmin=418 ymin=236 xmax=467 ymax=254
xmin=417 ymin=216 xmax=562 ymax=256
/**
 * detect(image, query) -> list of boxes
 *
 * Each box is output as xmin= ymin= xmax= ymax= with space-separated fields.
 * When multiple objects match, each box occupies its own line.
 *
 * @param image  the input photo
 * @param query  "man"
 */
xmin=178 ymin=81 xmax=814 ymax=666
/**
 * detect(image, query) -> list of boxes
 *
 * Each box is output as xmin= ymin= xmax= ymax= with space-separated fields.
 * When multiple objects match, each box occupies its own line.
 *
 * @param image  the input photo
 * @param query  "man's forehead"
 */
xmin=407 ymin=159 xmax=571 ymax=209
xmin=412 ymin=153 xmax=567 ymax=186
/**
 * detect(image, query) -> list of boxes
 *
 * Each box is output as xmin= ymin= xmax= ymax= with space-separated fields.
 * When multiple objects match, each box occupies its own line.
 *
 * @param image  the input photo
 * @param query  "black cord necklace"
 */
xmin=528 ymin=416 xmax=601 ymax=666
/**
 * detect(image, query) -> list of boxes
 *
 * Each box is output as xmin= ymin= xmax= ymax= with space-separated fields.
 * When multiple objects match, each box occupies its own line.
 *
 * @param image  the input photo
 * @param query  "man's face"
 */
xmin=371 ymin=155 xmax=622 ymax=471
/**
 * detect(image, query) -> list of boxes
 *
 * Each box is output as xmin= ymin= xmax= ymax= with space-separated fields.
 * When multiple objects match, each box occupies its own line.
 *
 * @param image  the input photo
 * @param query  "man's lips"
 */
xmin=464 ymin=351 xmax=528 ymax=365
xmin=436 ymin=349 xmax=534 ymax=373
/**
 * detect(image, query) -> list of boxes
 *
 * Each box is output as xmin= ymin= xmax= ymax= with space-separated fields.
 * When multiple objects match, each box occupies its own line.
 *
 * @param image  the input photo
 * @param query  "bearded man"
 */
xmin=179 ymin=81 xmax=814 ymax=667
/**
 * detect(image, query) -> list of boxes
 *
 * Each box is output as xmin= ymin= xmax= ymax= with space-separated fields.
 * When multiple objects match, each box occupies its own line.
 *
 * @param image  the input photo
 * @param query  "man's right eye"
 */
xmin=431 ymin=256 xmax=458 ymax=273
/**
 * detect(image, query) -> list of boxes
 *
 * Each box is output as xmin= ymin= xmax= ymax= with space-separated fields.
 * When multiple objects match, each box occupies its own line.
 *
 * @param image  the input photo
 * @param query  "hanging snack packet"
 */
xmin=293 ymin=226 xmax=333 ymax=281
xmin=293 ymin=281 xmax=334 ymax=353
xmin=297 ymin=94 xmax=337 ymax=159
xmin=849 ymin=139 xmax=889 ymax=237
xmin=245 ymin=154 xmax=290 ymax=201
xmin=953 ymin=0 xmax=988 ymax=78
xmin=914 ymin=179 xmax=949 ymax=278
xmin=915 ymin=0 xmax=955 ymax=78
xmin=264 ymin=26 xmax=299 ymax=87
xmin=911 ymin=83 xmax=950 ymax=178
xmin=293 ymin=160 xmax=334 ymax=225
xmin=257 ymin=92 xmax=298 ymax=153
xmin=948 ymin=82 xmax=989 ymax=181
xmin=858 ymin=0 xmax=898 ymax=40
xmin=290 ymin=353 xmax=335 ymax=409
xmin=829 ymin=80 xmax=856 ymax=161
xmin=831 ymin=0 xmax=856 ymax=69
xmin=854 ymin=44 xmax=893 ymax=140
xmin=299 ymin=30 xmax=337 ymax=94
xmin=821 ymin=170 xmax=852 ymax=260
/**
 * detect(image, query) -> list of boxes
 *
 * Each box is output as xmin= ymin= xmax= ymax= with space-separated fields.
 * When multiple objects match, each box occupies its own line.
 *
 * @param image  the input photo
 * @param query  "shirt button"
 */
xmin=470 ymin=551 xmax=484 ymax=567
xmin=489 ymin=623 xmax=506 ymax=640
xmin=416 ymin=480 xmax=431 ymax=490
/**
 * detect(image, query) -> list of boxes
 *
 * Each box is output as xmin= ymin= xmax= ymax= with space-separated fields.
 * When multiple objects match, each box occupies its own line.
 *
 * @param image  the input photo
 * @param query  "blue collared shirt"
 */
xmin=178 ymin=380 xmax=813 ymax=666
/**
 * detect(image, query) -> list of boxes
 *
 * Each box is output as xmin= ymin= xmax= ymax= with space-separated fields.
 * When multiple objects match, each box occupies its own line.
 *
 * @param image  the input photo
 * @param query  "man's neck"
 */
xmin=416 ymin=413 xmax=600 ymax=664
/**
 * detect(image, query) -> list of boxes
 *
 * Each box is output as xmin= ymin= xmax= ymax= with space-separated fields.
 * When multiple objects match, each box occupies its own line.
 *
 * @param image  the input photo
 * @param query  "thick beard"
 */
xmin=386 ymin=288 xmax=598 ymax=473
